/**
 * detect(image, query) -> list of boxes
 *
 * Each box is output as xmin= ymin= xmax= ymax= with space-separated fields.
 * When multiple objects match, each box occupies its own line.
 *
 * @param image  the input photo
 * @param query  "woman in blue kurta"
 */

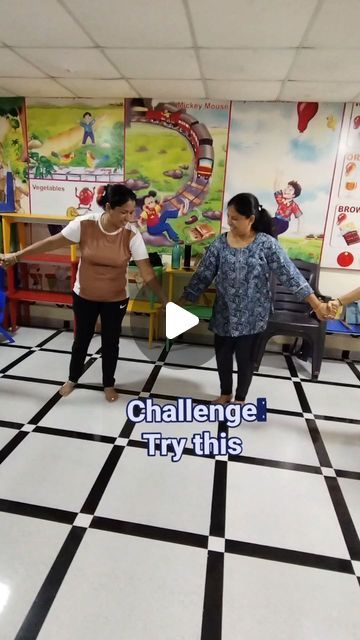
xmin=180 ymin=193 xmax=331 ymax=404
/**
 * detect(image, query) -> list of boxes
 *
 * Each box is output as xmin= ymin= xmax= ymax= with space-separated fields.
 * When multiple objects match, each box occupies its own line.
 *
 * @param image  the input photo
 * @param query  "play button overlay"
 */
xmin=166 ymin=302 xmax=199 ymax=339
xmin=128 ymin=279 xmax=214 ymax=366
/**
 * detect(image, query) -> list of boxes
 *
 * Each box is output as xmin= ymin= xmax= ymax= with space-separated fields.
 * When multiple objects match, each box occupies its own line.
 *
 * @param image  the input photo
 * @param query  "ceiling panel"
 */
xmin=16 ymin=48 xmax=120 ymax=79
xmin=0 ymin=0 xmax=92 ymax=48
xmin=291 ymin=49 xmax=360 ymax=83
xmin=130 ymin=79 xmax=205 ymax=99
xmin=304 ymin=0 xmax=360 ymax=48
xmin=188 ymin=0 xmax=317 ymax=47
xmin=280 ymin=81 xmax=360 ymax=102
xmin=105 ymin=49 xmax=200 ymax=79
xmin=0 ymin=78 xmax=74 ymax=97
xmin=59 ymin=78 xmax=138 ymax=97
xmin=63 ymin=0 xmax=193 ymax=48
xmin=200 ymin=49 xmax=295 ymax=81
xmin=207 ymin=80 xmax=281 ymax=100
xmin=0 ymin=49 xmax=45 ymax=78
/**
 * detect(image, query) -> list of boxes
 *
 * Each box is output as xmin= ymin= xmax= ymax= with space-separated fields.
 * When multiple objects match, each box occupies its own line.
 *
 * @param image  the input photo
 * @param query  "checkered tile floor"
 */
xmin=0 ymin=327 xmax=359 ymax=639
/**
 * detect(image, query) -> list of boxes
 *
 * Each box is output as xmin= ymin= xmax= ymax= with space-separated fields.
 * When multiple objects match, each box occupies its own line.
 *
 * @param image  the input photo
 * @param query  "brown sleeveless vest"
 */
xmin=78 ymin=220 xmax=132 ymax=301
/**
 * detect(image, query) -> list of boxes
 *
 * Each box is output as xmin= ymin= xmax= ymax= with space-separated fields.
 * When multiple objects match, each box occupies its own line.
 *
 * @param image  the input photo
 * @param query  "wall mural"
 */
xmin=0 ymin=96 xmax=359 ymax=270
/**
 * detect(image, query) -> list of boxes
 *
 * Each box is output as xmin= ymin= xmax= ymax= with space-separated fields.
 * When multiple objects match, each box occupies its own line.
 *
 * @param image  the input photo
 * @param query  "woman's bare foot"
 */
xmin=104 ymin=387 xmax=118 ymax=402
xmin=59 ymin=381 xmax=76 ymax=397
xmin=212 ymin=394 xmax=233 ymax=404
xmin=233 ymin=400 xmax=245 ymax=404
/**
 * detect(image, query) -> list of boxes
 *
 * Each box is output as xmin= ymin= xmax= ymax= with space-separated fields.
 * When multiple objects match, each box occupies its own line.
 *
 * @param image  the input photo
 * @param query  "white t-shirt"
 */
xmin=61 ymin=212 xmax=149 ymax=296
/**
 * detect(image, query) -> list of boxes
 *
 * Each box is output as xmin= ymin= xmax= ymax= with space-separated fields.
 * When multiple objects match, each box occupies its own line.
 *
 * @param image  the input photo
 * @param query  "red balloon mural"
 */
xmin=297 ymin=102 xmax=319 ymax=133
xmin=337 ymin=251 xmax=354 ymax=268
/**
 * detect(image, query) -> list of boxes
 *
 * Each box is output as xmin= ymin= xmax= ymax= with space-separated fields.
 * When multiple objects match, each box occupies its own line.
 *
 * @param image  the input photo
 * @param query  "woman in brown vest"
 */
xmin=0 ymin=184 xmax=167 ymax=402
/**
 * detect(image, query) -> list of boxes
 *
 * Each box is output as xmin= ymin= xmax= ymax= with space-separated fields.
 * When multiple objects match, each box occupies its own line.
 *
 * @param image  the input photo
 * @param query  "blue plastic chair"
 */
xmin=0 ymin=267 xmax=15 ymax=343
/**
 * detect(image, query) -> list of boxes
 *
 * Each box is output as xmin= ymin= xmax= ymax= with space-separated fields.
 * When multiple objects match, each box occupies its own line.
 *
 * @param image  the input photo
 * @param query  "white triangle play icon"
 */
xmin=166 ymin=302 xmax=199 ymax=339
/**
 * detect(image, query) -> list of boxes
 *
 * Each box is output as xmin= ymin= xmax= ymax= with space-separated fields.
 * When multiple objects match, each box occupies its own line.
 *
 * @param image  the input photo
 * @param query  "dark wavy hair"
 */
xmin=227 ymin=193 xmax=274 ymax=236
xmin=96 ymin=184 xmax=136 ymax=209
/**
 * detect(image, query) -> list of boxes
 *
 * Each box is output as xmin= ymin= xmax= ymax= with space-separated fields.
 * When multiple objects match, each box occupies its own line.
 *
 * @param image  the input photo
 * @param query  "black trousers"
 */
xmin=69 ymin=293 xmax=128 ymax=388
xmin=214 ymin=333 xmax=262 ymax=401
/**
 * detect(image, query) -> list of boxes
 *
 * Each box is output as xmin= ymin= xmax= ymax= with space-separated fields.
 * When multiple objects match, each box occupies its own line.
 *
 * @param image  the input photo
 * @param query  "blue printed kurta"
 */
xmin=183 ymin=233 xmax=313 ymax=336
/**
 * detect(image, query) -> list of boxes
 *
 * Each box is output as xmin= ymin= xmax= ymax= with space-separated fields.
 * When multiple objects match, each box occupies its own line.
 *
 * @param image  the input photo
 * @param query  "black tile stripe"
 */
xmin=335 ymin=469 xmax=360 ymax=481
xmin=2 ymin=373 xmax=62 ymax=386
xmin=346 ymin=360 xmax=360 ymax=383
xmin=0 ymin=431 xmax=28 ymax=464
xmin=141 ymin=363 xmax=163 ymax=393
xmin=0 ymin=349 xmax=37 ymax=374
xmin=14 ymin=527 xmax=86 ymax=640
xmin=225 ymin=539 xmax=354 ymax=574
xmin=28 ymin=392 xmax=65 ymax=425
xmin=325 ymin=476 xmax=360 ymax=561
xmin=301 ymin=378 xmax=360 ymax=389
xmin=230 ymin=454 xmax=323 ymax=475
xmin=33 ymin=425 xmax=116 ymax=445
xmin=90 ymin=516 xmax=208 ymax=549
xmin=80 ymin=446 xmax=124 ymax=515
xmin=200 ymin=551 xmax=224 ymax=640
xmin=314 ymin=414 xmax=360 ymax=426
xmin=0 ymin=498 xmax=76 ymax=525
xmin=0 ymin=343 xmax=29 ymax=350
xmin=304 ymin=418 xmax=332 ymax=468
xmin=200 ymin=424 xmax=227 ymax=640
xmin=34 ymin=329 xmax=64 ymax=348
xmin=292 ymin=381 xmax=312 ymax=414
xmin=0 ymin=419 xmax=23 ymax=430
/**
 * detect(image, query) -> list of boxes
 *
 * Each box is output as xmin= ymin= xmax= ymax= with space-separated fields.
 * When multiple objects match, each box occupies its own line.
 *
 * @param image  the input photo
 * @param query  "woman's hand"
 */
xmin=177 ymin=295 xmax=191 ymax=307
xmin=328 ymin=299 xmax=341 ymax=316
xmin=0 ymin=252 xmax=19 ymax=267
xmin=314 ymin=301 xmax=334 ymax=321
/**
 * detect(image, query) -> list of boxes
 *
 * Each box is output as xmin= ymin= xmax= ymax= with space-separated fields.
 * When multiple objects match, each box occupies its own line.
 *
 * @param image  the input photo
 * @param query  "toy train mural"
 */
xmin=132 ymin=102 xmax=214 ymax=181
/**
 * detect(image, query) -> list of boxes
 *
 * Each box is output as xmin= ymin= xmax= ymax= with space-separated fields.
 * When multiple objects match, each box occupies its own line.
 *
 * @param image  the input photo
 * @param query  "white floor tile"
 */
xmin=118 ymin=336 xmax=164 ymax=361
xmin=230 ymin=413 xmax=319 ymax=466
xmin=248 ymin=376 xmax=302 ymax=412
xmin=8 ymin=350 xmax=73 ymax=382
xmin=0 ymin=346 xmax=28 ymax=370
xmin=0 ymin=432 xmax=112 ymax=512
xmin=225 ymin=463 xmax=350 ymax=558
xmin=0 ymin=512 xmax=70 ymax=640
xmin=80 ymin=358 xmax=154 ymax=392
xmin=38 ymin=390 xmax=135 ymax=437
xmin=317 ymin=420 xmax=360 ymax=473
xmin=257 ymin=353 xmax=291 ymax=377
xmin=302 ymin=383 xmax=360 ymax=420
xmin=152 ymin=365 xmax=220 ymax=400
xmin=0 ymin=426 xmax=17 ymax=450
xmin=96 ymin=446 xmax=215 ymax=535
xmin=222 ymin=554 xmax=360 ymax=640
xmin=37 ymin=529 xmax=207 ymax=640
xmin=165 ymin=343 xmax=217 ymax=368
xmin=295 ymin=358 xmax=360 ymax=385
xmin=0 ymin=379 xmax=58 ymax=423
xmin=43 ymin=331 xmax=101 ymax=354
xmin=337 ymin=477 xmax=360 ymax=540
xmin=10 ymin=327 xmax=58 ymax=347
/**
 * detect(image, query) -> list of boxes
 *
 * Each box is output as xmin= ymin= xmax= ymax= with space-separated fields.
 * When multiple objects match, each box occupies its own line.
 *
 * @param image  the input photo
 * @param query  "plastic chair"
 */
xmin=0 ymin=267 xmax=15 ymax=343
xmin=254 ymin=260 xmax=327 ymax=380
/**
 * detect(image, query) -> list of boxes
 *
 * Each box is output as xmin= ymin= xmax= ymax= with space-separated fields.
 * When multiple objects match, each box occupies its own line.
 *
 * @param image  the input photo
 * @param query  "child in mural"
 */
xmin=139 ymin=190 xmax=186 ymax=243
xmin=80 ymin=112 xmax=96 ymax=145
xmin=273 ymin=179 xmax=302 ymax=238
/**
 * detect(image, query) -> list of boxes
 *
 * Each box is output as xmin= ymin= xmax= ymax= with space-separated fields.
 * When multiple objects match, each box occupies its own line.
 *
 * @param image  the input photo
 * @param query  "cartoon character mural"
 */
xmin=138 ymin=190 xmax=189 ymax=244
xmin=80 ymin=112 xmax=96 ymax=145
xmin=75 ymin=186 xmax=96 ymax=210
xmin=273 ymin=177 xmax=303 ymax=238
